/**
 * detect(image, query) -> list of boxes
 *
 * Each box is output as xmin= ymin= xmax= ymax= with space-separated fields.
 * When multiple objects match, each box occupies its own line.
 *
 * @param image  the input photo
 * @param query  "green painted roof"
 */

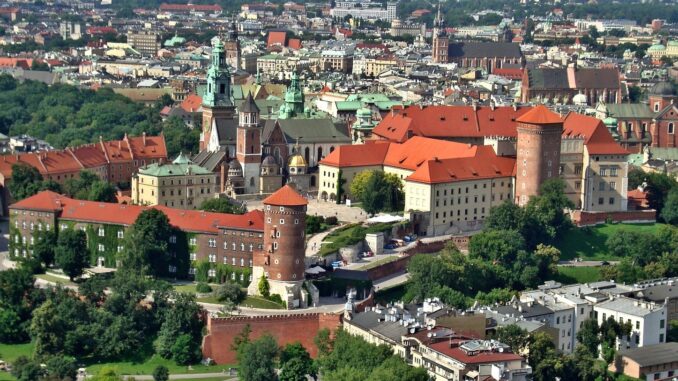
xmin=336 ymin=101 xmax=363 ymax=111
xmin=628 ymin=153 xmax=644 ymax=166
xmin=649 ymin=147 xmax=678 ymax=161
xmin=603 ymin=116 xmax=618 ymax=126
xmin=139 ymin=155 xmax=212 ymax=177
xmin=648 ymin=44 xmax=665 ymax=51
xmin=258 ymin=54 xmax=286 ymax=60
xmin=374 ymin=101 xmax=410 ymax=110
xmin=606 ymin=103 xmax=655 ymax=119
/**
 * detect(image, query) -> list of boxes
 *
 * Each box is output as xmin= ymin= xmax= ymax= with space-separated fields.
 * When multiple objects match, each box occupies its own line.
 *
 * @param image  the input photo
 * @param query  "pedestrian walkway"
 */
xmin=305 ymin=224 xmax=345 ymax=257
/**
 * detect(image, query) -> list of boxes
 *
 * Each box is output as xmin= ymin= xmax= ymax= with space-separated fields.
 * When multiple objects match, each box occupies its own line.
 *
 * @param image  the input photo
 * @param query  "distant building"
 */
xmin=329 ymin=1 xmax=397 ymax=21
xmin=126 ymin=30 xmax=161 ymax=56
xmin=610 ymin=342 xmax=678 ymax=381
xmin=59 ymin=22 xmax=83 ymax=40
xmin=131 ymin=153 xmax=218 ymax=209
xmin=521 ymin=66 xmax=622 ymax=105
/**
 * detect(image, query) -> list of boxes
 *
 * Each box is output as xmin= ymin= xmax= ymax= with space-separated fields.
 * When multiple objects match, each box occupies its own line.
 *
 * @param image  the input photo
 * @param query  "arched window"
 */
xmin=317 ymin=146 xmax=323 ymax=161
xmin=250 ymin=177 xmax=255 ymax=187
xmin=304 ymin=147 xmax=310 ymax=163
xmin=669 ymin=123 xmax=675 ymax=134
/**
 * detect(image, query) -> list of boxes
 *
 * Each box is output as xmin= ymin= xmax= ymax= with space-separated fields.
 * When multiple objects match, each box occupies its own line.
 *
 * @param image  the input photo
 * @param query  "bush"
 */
xmin=196 ymin=282 xmax=212 ymax=293
xmin=268 ymin=293 xmax=285 ymax=306
xmin=215 ymin=282 xmax=245 ymax=304
xmin=325 ymin=216 xmax=338 ymax=225
xmin=171 ymin=334 xmax=202 ymax=365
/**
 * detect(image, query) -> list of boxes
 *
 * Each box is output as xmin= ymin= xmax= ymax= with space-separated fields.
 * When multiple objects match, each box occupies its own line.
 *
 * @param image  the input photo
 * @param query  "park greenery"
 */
xmin=628 ymin=168 xmax=678 ymax=224
xmin=494 ymin=315 xmax=634 ymax=381
xmin=199 ymin=198 xmax=247 ymax=214
xmin=405 ymin=179 xmax=571 ymax=308
xmin=0 ymin=75 xmax=198 ymax=159
xmin=10 ymin=166 xmax=118 ymax=202
xmin=319 ymin=222 xmax=397 ymax=257
xmin=350 ymin=170 xmax=404 ymax=215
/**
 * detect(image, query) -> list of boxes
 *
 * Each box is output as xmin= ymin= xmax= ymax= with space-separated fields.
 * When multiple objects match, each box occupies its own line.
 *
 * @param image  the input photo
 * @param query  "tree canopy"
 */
xmin=199 ymin=198 xmax=246 ymax=214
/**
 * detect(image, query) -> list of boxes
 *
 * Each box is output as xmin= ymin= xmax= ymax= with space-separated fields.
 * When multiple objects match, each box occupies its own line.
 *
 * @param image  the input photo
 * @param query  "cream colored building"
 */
xmin=132 ymin=153 xmax=218 ymax=209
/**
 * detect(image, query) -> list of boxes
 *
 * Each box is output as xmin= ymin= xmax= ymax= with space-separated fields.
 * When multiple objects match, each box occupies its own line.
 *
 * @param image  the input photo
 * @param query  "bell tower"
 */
xmin=236 ymin=92 xmax=262 ymax=194
xmin=432 ymin=4 xmax=449 ymax=64
xmin=200 ymin=37 xmax=235 ymax=151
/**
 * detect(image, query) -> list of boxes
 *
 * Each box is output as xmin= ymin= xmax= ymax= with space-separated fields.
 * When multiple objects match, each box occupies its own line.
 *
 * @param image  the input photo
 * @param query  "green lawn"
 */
xmin=34 ymin=273 xmax=76 ymax=287
xmin=554 ymin=223 xmax=665 ymax=261
xmin=553 ymin=266 xmax=602 ymax=285
xmin=0 ymin=341 xmax=35 ymax=363
xmin=85 ymin=355 xmax=229 ymax=376
xmin=319 ymin=222 xmax=395 ymax=257
xmin=240 ymin=296 xmax=284 ymax=309
xmin=358 ymin=255 xmax=400 ymax=270
xmin=375 ymin=284 xmax=408 ymax=304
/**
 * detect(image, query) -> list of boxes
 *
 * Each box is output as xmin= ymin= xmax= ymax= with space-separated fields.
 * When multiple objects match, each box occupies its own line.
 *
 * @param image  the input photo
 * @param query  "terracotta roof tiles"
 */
xmin=10 ymin=191 xmax=264 ymax=233
xmin=516 ymin=105 xmax=563 ymax=124
xmin=262 ymin=184 xmax=308 ymax=206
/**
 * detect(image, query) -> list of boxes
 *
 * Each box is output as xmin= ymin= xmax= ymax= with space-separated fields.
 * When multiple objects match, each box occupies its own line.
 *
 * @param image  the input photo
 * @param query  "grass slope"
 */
xmin=554 ymin=266 xmax=602 ymax=285
xmin=554 ymin=223 xmax=664 ymax=261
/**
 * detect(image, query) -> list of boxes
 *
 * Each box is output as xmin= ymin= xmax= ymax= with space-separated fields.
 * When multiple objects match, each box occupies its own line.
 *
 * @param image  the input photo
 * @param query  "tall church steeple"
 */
xmin=200 ymin=37 xmax=236 ymax=151
xmin=278 ymin=72 xmax=305 ymax=119
xmin=432 ymin=4 xmax=449 ymax=64
xmin=203 ymin=37 xmax=232 ymax=108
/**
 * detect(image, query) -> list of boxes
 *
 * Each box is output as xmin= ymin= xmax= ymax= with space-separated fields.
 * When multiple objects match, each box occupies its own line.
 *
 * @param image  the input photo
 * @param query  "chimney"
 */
xmin=142 ymin=132 xmax=147 ymax=146
xmin=220 ymin=162 xmax=227 ymax=193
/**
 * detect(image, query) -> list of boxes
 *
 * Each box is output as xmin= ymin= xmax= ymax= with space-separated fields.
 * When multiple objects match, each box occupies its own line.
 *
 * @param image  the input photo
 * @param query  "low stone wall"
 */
xmin=203 ymin=313 xmax=342 ymax=364
xmin=571 ymin=210 xmax=657 ymax=226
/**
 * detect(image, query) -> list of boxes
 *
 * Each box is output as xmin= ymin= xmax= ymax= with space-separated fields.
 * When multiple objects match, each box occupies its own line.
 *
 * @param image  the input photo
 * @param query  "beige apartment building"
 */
xmin=131 ymin=153 xmax=218 ymax=209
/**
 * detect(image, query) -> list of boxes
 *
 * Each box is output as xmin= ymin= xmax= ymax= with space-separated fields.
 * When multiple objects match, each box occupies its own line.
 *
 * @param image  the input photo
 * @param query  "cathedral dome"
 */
xmin=650 ymin=81 xmax=675 ymax=96
xmin=288 ymin=153 xmax=307 ymax=168
xmin=262 ymin=155 xmax=277 ymax=166
xmin=227 ymin=159 xmax=243 ymax=177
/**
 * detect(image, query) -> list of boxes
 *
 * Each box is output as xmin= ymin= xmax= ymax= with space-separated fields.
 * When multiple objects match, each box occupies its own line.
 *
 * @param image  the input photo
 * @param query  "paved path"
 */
xmin=247 ymin=198 xmax=367 ymax=224
xmin=373 ymin=271 xmax=410 ymax=292
xmin=305 ymin=224 xmax=345 ymax=257
xmin=558 ymin=260 xmax=618 ymax=266
xmin=122 ymin=373 xmax=236 ymax=380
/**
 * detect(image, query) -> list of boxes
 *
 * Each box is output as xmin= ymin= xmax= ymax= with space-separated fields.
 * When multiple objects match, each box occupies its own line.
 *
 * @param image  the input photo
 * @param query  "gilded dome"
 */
xmin=288 ymin=153 xmax=307 ymax=168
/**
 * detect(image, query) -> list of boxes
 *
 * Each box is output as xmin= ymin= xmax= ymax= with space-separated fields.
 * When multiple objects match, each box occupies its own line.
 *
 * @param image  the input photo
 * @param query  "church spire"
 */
xmin=278 ymin=72 xmax=305 ymax=119
xmin=203 ymin=37 xmax=233 ymax=108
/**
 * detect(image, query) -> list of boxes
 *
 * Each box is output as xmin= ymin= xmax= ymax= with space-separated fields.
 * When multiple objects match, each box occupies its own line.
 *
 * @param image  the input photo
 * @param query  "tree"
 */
xmin=55 ymin=229 xmax=88 ymax=281
xmin=199 ymin=198 xmax=246 ymax=214
xmin=238 ymin=334 xmax=279 ymax=381
xmin=258 ymin=275 xmax=270 ymax=298
xmin=492 ymin=324 xmax=530 ymax=354
xmin=485 ymin=201 xmax=524 ymax=231
xmin=279 ymin=343 xmax=315 ymax=381
xmin=45 ymin=356 xmax=77 ymax=380
xmin=314 ymin=328 xmax=333 ymax=357
xmin=9 ymin=164 xmax=45 ymax=200
xmin=350 ymin=170 xmax=373 ymax=202
xmin=152 ymin=365 xmax=169 ymax=381
xmin=88 ymin=181 xmax=117 ymax=203
xmin=119 ymin=209 xmax=172 ymax=276
xmin=576 ymin=319 xmax=600 ymax=357
xmin=365 ymin=356 xmax=428 ymax=381
xmin=33 ymin=229 xmax=57 ymax=268
xmin=0 ymin=305 xmax=26 ymax=343
xmin=661 ymin=187 xmax=678 ymax=225
xmin=469 ymin=229 xmax=526 ymax=265
xmin=528 ymin=331 xmax=558 ymax=381
xmin=171 ymin=334 xmax=202 ymax=365
xmin=215 ymin=282 xmax=245 ymax=304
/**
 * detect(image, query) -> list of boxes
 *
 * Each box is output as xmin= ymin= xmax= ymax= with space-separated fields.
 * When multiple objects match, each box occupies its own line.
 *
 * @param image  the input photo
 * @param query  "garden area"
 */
xmin=554 ymin=223 xmax=666 ymax=261
xmin=172 ymin=282 xmax=285 ymax=310
xmin=318 ymin=222 xmax=398 ymax=257
xmin=553 ymin=266 xmax=603 ymax=285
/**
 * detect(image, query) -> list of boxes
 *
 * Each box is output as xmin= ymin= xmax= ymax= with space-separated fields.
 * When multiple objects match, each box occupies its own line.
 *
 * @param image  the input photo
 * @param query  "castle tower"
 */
xmin=432 ymin=4 xmax=448 ymax=64
xmin=514 ymin=105 xmax=563 ymax=206
xmin=278 ymin=72 xmax=305 ymax=119
xmin=201 ymin=37 xmax=235 ymax=151
xmin=237 ymin=92 xmax=262 ymax=194
xmin=248 ymin=185 xmax=309 ymax=308
xmin=224 ymin=20 xmax=241 ymax=71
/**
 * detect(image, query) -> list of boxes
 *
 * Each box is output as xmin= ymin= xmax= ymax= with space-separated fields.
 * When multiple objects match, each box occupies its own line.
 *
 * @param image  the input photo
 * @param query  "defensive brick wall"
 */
xmin=202 ymin=312 xmax=342 ymax=364
xmin=571 ymin=210 xmax=657 ymax=226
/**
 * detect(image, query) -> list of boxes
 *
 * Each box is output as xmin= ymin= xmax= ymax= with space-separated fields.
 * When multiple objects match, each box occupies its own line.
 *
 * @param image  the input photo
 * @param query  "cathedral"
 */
xmin=194 ymin=36 xmax=350 ymax=198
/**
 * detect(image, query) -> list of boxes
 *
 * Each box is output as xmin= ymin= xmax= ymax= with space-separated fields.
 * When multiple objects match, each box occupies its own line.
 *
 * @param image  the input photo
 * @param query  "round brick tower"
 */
xmin=248 ymin=185 xmax=310 ymax=308
xmin=514 ymin=105 xmax=563 ymax=206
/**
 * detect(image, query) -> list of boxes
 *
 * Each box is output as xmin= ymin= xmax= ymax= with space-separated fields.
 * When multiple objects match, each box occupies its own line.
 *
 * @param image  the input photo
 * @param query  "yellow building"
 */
xmin=132 ymin=153 xmax=218 ymax=209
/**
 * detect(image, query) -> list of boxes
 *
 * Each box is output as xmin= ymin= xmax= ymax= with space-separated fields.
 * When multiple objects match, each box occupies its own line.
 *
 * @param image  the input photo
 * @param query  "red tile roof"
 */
xmin=288 ymin=38 xmax=302 ymax=50
xmin=372 ymin=105 xmax=533 ymax=143
xmin=10 ymin=191 xmax=264 ymax=233
xmin=87 ymin=26 xmax=117 ymax=35
xmin=263 ymin=185 xmax=308 ymax=206
xmin=0 ymin=135 xmax=167 ymax=181
xmin=562 ymin=112 xmax=628 ymax=155
xmin=407 ymin=151 xmax=515 ymax=184
xmin=179 ymin=93 xmax=203 ymax=113
xmin=267 ymin=31 xmax=287 ymax=48
xmin=427 ymin=340 xmax=523 ymax=365
xmin=320 ymin=141 xmax=391 ymax=167
xmin=516 ymin=105 xmax=562 ymax=124
xmin=382 ymin=137 xmax=478 ymax=171
xmin=493 ymin=67 xmax=524 ymax=80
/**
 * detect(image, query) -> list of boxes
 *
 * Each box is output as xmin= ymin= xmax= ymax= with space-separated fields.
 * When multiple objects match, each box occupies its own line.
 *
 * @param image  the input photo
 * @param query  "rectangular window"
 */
xmin=599 ymin=182 xmax=605 ymax=191
xmin=609 ymin=197 xmax=615 ymax=205
xmin=117 ymin=230 xmax=124 ymax=239
xmin=190 ymin=253 xmax=197 ymax=261
xmin=600 ymin=168 xmax=607 ymax=176
xmin=598 ymin=197 xmax=604 ymax=205
xmin=574 ymin=164 xmax=582 ymax=175
xmin=98 ymin=243 xmax=105 ymax=252
xmin=169 ymin=236 xmax=177 ymax=244
xmin=660 ymin=319 xmax=665 ymax=329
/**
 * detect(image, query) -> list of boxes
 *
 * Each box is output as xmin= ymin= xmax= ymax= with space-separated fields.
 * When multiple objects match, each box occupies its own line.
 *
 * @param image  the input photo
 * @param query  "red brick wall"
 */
xmin=571 ymin=210 xmax=657 ymax=226
xmin=202 ymin=313 xmax=342 ymax=364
